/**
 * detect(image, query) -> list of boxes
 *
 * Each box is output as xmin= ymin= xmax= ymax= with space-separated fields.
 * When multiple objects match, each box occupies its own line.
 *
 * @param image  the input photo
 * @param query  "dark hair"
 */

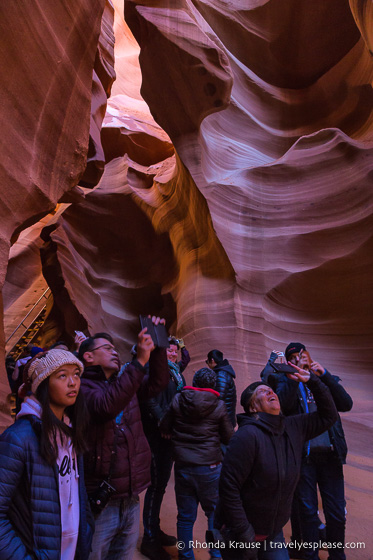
xmin=193 ymin=368 xmax=216 ymax=389
xmin=36 ymin=377 xmax=88 ymax=465
xmin=207 ymin=349 xmax=223 ymax=365
xmin=50 ymin=341 xmax=68 ymax=350
xmin=168 ymin=338 xmax=180 ymax=349
xmin=78 ymin=332 xmax=113 ymax=362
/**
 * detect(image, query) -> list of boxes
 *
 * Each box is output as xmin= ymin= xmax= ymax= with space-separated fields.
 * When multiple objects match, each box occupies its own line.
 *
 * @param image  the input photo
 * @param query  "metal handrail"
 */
xmin=5 ymin=288 xmax=51 ymax=345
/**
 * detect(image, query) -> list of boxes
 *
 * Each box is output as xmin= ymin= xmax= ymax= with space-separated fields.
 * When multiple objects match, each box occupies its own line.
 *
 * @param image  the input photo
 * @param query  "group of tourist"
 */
xmin=0 ymin=325 xmax=352 ymax=560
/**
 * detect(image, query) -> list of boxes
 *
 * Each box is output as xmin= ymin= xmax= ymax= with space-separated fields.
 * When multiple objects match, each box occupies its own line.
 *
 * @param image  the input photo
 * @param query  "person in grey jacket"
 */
xmin=161 ymin=367 xmax=233 ymax=560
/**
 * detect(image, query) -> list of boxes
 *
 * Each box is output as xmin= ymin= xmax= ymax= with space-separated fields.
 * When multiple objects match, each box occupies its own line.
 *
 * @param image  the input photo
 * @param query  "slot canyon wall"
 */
xmin=1 ymin=0 xmax=373 ymax=553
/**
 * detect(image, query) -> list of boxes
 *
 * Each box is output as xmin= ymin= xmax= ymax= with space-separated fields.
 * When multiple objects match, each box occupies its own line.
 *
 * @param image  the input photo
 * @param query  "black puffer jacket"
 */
xmin=276 ymin=369 xmax=352 ymax=463
xmin=213 ymin=360 xmax=237 ymax=427
xmin=215 ymin=374 xmax=338 ymax=543
xmin=160 ymin=387 xmax=233 ymax=465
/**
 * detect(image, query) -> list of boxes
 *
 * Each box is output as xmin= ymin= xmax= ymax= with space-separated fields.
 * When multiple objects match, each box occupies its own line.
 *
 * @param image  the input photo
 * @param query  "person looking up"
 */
xmin=215 ymin=362 xmax=338 ymax=560
xmin=276 ymin=342 xmax=353 ymax=560
xmin=78 ymin=318 xmax=169 ymax=560
xmin=0 ymin=349 xmax=93 ymax=560
xmin=140 ymin=336 xmax=191 ymax=560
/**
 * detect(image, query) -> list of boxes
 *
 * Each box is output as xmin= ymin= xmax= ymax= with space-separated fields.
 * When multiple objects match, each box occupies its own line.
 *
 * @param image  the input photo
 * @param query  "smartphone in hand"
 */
xmin=139 ymin=316 xmax=170 ymax=348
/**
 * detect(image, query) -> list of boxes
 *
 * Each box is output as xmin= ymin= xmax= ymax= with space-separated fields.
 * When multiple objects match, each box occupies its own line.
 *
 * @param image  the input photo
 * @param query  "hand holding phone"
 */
xmin=139 ymin=316 xmax=169 ymax=348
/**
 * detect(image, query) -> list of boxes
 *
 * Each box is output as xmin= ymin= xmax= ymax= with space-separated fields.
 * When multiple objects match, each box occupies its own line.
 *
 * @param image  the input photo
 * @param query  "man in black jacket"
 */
xmin=161 ymin=367 xmax=233 ymax=560
xmin=276 ymin=342 xmax=353 ymax=560
xmin=216 ymin=365 xmax=338 ymax=560
xmin=206 ymin=349 xmax=237 ymax=427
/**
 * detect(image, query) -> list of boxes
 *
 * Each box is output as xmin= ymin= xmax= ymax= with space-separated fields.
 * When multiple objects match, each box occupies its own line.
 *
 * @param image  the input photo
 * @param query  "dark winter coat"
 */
xmin=0 ymin=415 xmax=93 ymax=560
xmin=215 ymin=373 xmax=338 ymax=543
xmin=276 ymin=369 xmax=352 ymax=463
xmin=213 ymin=360 xmax=237 ymax=427
xmin=80 ymin=348 xmax=168 ymax=499
xmin=160 ymin=387 xmax=234 ymax=465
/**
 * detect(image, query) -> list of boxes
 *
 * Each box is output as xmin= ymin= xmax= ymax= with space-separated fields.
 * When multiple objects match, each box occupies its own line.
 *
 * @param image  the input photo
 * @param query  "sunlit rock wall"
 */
xmin=121 ymin=0 xmax=373 ymax=378
xmin=0 ymin=0 xmax=114 ymax=419
xmin=30 ymin=3 xmax=373 ymax=550
xmin=1 ymin=0 xmax=373 ymax=549
xmin=20 ymin=0 xmax=372 ymax=384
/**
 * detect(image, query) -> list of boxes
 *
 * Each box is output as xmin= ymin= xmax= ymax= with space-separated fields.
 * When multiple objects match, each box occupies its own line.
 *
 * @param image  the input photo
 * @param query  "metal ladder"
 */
xmin=5 ymin=288 xmax=52 ymax=360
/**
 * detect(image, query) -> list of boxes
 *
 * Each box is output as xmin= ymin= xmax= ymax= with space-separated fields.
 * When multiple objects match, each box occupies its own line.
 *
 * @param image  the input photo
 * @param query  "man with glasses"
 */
xmin=78 ymin=320 xmax=169 ymax=560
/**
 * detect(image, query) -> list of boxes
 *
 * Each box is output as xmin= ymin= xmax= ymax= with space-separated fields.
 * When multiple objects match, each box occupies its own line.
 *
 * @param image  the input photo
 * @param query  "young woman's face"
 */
xmin=167 ymin=344 xmax=178 ymax=363
xmin=48 ymin=364 xmax=81 ymax=419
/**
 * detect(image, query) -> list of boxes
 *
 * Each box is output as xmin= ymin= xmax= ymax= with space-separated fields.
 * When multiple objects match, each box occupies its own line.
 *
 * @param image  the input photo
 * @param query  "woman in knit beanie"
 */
xmin=0 ymin=349 xmax=93 ymax=560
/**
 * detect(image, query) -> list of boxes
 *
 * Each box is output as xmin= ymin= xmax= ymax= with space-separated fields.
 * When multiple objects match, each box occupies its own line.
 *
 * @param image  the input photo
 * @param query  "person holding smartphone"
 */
xmin=276 ymin=343 xmax=353 ymax=560
xmin=78 ymin=318 xmax=169 ymax=560
xmin=141 ymin=336 xmax=191 ymax=560
xmin=215 ymin=362 xmax=338 ymax=560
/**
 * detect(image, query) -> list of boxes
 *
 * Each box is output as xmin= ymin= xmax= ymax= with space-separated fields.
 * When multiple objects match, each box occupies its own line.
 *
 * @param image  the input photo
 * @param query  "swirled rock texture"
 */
xmin=0 ymin=0 xmax=114 ymax=420
xmin=121 ymin=0 xmax=373 ymax=378
xmin=1 ymin=2 xmax=373 ymax=543
xmin=33 ymin=2 xmax=373 ymax=552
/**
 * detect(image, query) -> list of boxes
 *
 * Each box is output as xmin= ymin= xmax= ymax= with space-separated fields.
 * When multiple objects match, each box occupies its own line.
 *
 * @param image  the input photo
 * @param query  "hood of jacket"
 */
xmin=178 ymin=387 xmax=219 ymax=419
xmin=237 ymin=411 xmax=285 ymax=436
xmin=214 ymin=360 xmax=236 ymax=378
xmin=17 ymin=395 xmax=42 ymax=419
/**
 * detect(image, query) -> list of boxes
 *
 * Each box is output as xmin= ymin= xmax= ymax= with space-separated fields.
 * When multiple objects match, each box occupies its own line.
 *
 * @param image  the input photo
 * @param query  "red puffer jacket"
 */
xmin=81 ymin=348 xmax=168 ymax=498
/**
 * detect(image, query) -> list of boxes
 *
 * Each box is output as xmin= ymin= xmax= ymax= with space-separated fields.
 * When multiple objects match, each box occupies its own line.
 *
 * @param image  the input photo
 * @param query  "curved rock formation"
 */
xmin=0 ymin=0 xmax=114 ymax=380
xmin=1 ymin=0 xmax=373 ymax=552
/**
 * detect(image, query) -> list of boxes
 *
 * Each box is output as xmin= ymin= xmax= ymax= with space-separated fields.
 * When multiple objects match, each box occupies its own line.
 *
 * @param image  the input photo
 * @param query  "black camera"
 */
xmin=89 ymin=480 xmax=116 ymax=514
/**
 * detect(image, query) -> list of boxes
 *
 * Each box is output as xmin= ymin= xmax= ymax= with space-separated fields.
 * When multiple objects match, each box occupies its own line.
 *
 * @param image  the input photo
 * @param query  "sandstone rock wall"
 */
xmin=2 ymin=0 xmax=373 ymax=385
xmin=1 ymin=0 xmax=373 ymax=552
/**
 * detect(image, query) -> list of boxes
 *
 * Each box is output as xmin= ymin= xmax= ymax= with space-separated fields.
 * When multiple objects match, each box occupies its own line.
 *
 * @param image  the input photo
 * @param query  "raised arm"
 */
xmin=287 ymin=365 xmax=338 ymax=441
xmin=260 ymin=351 xmax=280 ymax=384
xmin=178 ymin=342 xmax=190 ymax=373
xmin=276 ymin=373 xmax=300 ymax=415
xmin=137 ymin=346 xmax=169 ymax=401
xmin=81 ymin=361 xmax=148 ymax=421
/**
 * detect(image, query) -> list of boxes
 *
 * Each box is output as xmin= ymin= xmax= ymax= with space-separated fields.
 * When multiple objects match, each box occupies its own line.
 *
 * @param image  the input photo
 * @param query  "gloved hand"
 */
xmin=178 ymin=338 xmax=185 ymax=349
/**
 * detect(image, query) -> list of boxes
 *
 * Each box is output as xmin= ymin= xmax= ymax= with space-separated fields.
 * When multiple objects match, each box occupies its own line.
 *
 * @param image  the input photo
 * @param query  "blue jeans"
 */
xmin=143 ymin=434 xmax=174 ymax=540
xmin=175 ymin=462 xmax=222 ymax=559
xmin=221 ymin=530 xmax=289 ymax=560
xmin=89 ymin=497 xmax=140 ymax=560
xmin=297 ymin=454 xmax=346 ymax=560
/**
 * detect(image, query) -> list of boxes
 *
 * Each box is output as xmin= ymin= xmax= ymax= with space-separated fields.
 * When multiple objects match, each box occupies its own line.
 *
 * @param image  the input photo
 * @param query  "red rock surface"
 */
xmin=1 ymin=1 xmax=373 ymax=554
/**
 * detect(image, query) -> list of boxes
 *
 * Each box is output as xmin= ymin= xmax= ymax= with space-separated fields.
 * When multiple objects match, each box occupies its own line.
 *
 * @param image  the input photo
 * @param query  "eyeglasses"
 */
xmin=90 ymin=343 xmax=117 ymax=354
